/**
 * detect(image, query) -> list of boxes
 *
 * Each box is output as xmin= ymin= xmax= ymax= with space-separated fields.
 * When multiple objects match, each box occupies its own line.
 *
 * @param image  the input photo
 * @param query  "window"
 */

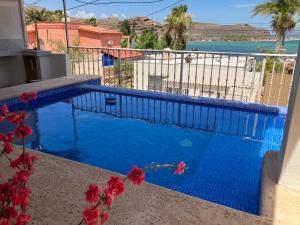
xmin=107 ymin=40 xmax=114 ymax=45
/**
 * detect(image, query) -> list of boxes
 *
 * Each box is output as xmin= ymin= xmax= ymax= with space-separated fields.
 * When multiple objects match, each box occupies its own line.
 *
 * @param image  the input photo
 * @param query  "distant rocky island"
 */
xmin=90 ymin=16 xmax=271 ymax=41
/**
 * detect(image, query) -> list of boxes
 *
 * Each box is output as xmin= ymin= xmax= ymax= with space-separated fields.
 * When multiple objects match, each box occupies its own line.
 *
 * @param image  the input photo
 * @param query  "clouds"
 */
xmin=73 ymin=10 xmax=96 ymax=19
xmin=69 ymin=10 xmax=127 ymax=20
xmin=100 ymin=13 xmax=108 ymax=19
xmin=112 ymin=13 xmax=127 ymax=19
xmin=231 ymin=3 xmax=255 ymax=9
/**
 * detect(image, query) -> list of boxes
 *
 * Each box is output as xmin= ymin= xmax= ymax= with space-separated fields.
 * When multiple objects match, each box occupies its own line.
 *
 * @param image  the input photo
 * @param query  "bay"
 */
xmin=186 ymin=40 xmax=299 ymax=54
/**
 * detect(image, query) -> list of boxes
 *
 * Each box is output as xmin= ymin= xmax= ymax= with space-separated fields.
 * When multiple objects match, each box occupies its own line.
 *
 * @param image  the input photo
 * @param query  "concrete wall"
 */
xmin=28 ymin=26 xmax=80 ymax=51
xmin=0 ymin=0 xmax=27 ymax=87
xmin=23 ymin=51 xmax=70 ymax=80
xmin=0 ymin=0 xmax=26 ymax=51
xmin=277 ymin=44 xmax=300 ymax=192
xmin=79 ymin=30 xmax=121 ymax=48
xmin=27 ymin=23 xmax=122 ymax=52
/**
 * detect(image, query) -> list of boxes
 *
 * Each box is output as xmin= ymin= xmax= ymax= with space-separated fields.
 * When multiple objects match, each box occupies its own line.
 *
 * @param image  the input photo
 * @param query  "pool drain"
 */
xmin=105 ymin=96 xmax=117 ymax=105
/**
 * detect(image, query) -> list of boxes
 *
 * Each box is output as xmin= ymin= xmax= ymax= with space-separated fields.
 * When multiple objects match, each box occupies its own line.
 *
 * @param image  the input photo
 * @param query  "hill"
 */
xmin=93 ymin=17 xmax=270 ymax=41
xmin=187 ymin=23 xmax=271 ymax=41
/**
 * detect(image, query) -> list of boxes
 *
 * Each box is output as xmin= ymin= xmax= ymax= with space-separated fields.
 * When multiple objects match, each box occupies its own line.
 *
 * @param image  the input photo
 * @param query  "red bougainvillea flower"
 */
xmin=102 ymin=189 xmax=114 ymax=208
xmin=20 ymin=92 xmax=30 ymax=103
xmin=106 ymin=176 xmax=125 ymax=196
xmin=12 ymin=188 xmax=32 ymax=207
xmin=0 ymin=133 xmax=7 ymax=141
xmin=0 ymin=218 xmax=10 ymax=225
xmin=100 ymin=211 xmax=109 ymax=225
xmin=15 ymin=125 xmax=32 ymax=139
xmin=10 ymin=153 xmax=37 ymax=169
xmin=6 ymin=112 xmax=28 ymax=124
xmin=2 ymin=207 xmax=17 ymax=219
xmin=0 ymin=116 xmax=5 ymax=123
xmin=31 ymin=92 xmax=38 ymax=100
xmin=16 ymin=214 xmax=32 ymax=225
xmin=174 ymin=161 xmax=186 ymax=175
xmin=14 ymin=170 xmax=31 ymax=183
xmin=85 ymin=184 xmax=100 ymax=203
xmin=1 ymin=104 xmax=9 ymax=114
xmin=3 ymin=141 xmax=13 ymax=154
xmin=0 ymin=183 xmax=14 ymax=203
xmin=83 ymin=207 xmax=99 ymax=225
xmin=127 ymin=166 xmax=145 ymax=185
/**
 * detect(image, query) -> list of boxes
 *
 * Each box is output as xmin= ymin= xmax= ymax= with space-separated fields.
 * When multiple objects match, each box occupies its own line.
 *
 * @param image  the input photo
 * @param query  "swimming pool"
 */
xmin=0 ymin=83 xmax=286 ymax=215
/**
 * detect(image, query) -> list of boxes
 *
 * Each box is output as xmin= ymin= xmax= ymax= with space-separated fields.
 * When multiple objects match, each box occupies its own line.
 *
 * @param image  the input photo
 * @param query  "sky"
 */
xmin=24 ymin=0 xmax=273 ymax=28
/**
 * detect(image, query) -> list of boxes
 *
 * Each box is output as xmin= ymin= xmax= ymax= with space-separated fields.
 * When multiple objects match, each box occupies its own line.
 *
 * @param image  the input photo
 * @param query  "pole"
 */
xmin=62 ymin=0 xmax=70 ymax=53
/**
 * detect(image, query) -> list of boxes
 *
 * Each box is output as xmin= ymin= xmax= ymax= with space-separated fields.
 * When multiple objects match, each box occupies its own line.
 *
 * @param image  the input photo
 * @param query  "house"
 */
xmin=27 ymin=22 xmax=123 ymax=51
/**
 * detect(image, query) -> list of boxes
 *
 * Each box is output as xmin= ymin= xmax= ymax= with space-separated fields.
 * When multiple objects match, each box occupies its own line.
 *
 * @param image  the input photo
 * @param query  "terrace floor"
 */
xmin=0 ymin=76 xmax=299 ymax=225
xmin=1 ymin=147 xmax=273 ymax=225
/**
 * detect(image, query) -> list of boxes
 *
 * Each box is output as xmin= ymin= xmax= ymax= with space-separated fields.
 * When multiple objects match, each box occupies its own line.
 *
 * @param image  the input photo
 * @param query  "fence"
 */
xmin=68 ymin=46 xmax=297 ymax=107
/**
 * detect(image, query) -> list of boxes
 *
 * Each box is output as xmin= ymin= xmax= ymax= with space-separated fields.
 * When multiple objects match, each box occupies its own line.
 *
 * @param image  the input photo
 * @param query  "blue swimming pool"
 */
xmin=0 ymin=84 xmax=286 ymax=215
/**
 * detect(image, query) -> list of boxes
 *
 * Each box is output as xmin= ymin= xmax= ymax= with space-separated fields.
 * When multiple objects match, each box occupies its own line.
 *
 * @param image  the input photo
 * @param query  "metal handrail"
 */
xmin=68 ymin=46 xmax=297 ymax=107
xmin=68 ymin=46 xmax=297 ymax=57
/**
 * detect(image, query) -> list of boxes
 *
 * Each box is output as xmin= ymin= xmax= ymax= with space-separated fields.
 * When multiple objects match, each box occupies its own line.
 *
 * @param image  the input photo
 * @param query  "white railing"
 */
xmin=68 ymin=46 xmax=297 ymax=107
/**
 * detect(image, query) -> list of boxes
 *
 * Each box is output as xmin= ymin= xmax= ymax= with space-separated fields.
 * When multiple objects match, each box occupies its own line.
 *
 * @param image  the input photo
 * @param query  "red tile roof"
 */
xmin=103 ymin=49 xmax=143 ymax=59
xmin=27 ymin=22 xmax=121 ymax=35
xmin=27 ymin=22 xmax=81 ymax=32
xmin=78 ymin=25 xmax=121 ymax=35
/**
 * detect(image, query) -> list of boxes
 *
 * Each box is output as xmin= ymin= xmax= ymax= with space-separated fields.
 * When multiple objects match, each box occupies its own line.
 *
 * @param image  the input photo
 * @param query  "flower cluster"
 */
xmin=0 ymin=92 xmax=38 ymax=225
xmin=79 ymin=162 xmax=186 ymax=225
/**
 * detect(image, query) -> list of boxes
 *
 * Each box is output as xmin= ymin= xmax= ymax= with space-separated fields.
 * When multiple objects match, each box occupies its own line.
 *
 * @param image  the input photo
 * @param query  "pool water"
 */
xmin=1 ymin=90 xmax=286 ymax=214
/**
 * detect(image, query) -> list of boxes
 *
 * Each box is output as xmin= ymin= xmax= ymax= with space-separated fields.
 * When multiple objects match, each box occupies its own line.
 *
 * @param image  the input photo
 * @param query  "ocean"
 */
xmin=186 ymin=40 xmax=299 ymax=54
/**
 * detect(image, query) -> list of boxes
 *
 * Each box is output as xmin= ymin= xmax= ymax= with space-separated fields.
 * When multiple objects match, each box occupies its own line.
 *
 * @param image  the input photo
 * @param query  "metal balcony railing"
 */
xmin=68 ymin=46 xmax=297 ymax=107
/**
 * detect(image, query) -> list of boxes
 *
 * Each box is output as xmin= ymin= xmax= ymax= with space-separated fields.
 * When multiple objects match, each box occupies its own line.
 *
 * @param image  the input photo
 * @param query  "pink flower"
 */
xmin=2 ymin=207 xmax=17 ymax=219
xmin=0 ymin=218 xmax=10 ymax=225
xmin=10 ymin=153 xmax=37 ymax=170
xmin=12 ymin=188 xmax=32 ymax=207
xmin=16 ymin=214 xmax=31 ymax=225
xmin=85 ymin=184 xmax=100 ymax=203
xmin=6 ymin=112 xmax=28 ymax=124
xmin=102 ymin=189 xmax=114 ymax=208
xmin=14 ymin=170 xmax=30 ymax=183
xmin=100 ymin=211 xmax=109 ymax=225
xmin=127 ymin=166 xmax=145 ymax=185
xmin=0 ymin=133 xmax=7 ymax=141
xmin=31 ymin=92 xmax=38 ymax=100
xmin=0 ymin=116 xmax=5 ymax=123
xmin=15 ymin=125 xmax=32 ymax=139
xmin=20 ymin=93 xmax=30 ymax=103
xmin=174 ymin=161 xmax=186 ymax=175
xmin=1 ymin=104 xmax=9 ymax=114
xmin=106 ymin=176 xmax=124 ymax=196
xmin=3 ymin=141 xmax=13 ymax=154
xmin=83 ymin=207 xmax=99 ymax=225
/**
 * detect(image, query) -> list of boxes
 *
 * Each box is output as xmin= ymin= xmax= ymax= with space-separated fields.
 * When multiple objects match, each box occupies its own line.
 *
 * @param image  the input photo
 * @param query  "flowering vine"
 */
xmin=78 ymin=161 xmax=187 ymax=225
xmin=0 ymin=92 xmax=38 ymax=225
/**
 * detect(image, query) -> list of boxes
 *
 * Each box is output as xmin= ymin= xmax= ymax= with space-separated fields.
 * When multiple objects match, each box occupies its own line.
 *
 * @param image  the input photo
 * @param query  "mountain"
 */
xmin=187 ymin=23 xmax=271 ymax=41
xmin=93 ymin=17 xmax=270 ymax=41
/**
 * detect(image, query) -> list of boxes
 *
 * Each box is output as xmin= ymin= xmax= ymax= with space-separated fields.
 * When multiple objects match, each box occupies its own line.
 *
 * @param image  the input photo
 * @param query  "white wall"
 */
xmin=0 ymin=0 xmax=27 ymax=87
xmin=277 ymin=44 xmax=300 ymax=192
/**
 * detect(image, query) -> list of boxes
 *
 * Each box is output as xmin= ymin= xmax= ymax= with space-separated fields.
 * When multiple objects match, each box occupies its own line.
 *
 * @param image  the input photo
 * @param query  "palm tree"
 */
xmin=165 ymin=4 xmax=192 ymax=50
xmin=25 ymin=8 xmax=64 ymax=24
xmin=119 ymin=19 xmax=137 ymax=45
xmin=25 ymin=8 xmax=49 ymax=24
xmin=252 ymin=0 xmax=300 ymax=50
